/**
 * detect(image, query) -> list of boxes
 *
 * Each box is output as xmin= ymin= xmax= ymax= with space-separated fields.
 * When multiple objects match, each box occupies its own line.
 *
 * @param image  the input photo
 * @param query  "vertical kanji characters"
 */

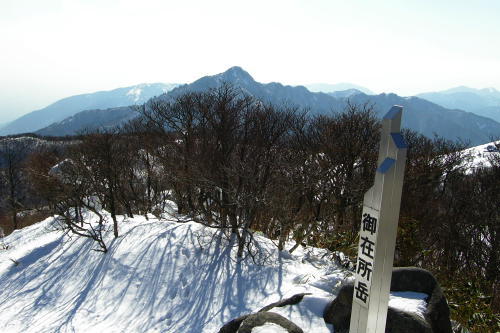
xmin=360 ymin=236 xmax=375 ymax=259
xmin=355 ymin=281 xmax=369 ymax=304
xmin=362 ymin=213 xmax=377 ymax=235
xmin=357 ymin=257 xmax=373 ymax=281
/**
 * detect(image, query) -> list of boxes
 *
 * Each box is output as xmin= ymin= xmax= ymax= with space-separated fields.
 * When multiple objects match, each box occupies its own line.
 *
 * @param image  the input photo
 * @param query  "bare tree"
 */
xmin=0 ymin=138 xmax=30 ymax=230
xmin=74 ymin=129 xmax=128 ymax=238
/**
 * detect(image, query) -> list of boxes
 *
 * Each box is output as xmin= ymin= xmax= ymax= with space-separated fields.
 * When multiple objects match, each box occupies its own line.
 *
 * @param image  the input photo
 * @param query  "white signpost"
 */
xmin=349 ymin=106 xmax=407 ymax=333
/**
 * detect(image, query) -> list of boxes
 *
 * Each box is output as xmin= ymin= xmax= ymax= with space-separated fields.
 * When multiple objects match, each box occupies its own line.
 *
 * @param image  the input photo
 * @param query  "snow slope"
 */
xmin=0 ymin=211 xmax=427 ymax=332
xmin=464 ymin=140 xmax=499 ymax=169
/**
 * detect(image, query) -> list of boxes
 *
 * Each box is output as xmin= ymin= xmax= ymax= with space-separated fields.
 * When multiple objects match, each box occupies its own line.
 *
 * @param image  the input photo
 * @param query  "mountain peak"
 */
xmin=218 ymin=66 xmax=255 ymax=83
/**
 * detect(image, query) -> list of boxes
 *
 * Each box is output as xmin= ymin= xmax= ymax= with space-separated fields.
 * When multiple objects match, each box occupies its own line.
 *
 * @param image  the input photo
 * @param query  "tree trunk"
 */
xmin=9 ymin=182 xmax=18 ymax=230
xmin=237 ymin=230 xmax=246 ymax=258
xmin=11 ymin=209 xmax=18 ymax=230
xmin=109 ymin=189 xmax=118 ymax=238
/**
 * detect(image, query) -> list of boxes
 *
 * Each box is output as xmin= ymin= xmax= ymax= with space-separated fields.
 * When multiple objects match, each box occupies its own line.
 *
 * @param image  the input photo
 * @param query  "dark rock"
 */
xmin=219 ymin=293 xmax=309 ymax=332
xmin=258 ymin=293 xmax=310 ymax=312
xmin=323 ymin=267 xmax=453 ymax=332
xmin=328 ymin=306 xmax=432 ymax=333
xmin=237 ymin=312 xmax=303 ymax=333
xmin=323 ymin=282 xmax=354 ymax=331
xmin=391 ymin=267 xmax=437 ymax=294
xmin=391 ymin=267 xmax=453 ymax=333
xmin=386 ymin=307 xmax=432 ymax=333
xmin=218 ymin=315 xmax=250 ymax=333
xmin=219 ymin=293 xmax=308 ymax=333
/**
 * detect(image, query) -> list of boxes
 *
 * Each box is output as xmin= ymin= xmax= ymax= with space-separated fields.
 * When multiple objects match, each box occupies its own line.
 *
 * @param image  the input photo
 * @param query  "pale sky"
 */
xmin=1 ymin=0 xmax=500 ymax=122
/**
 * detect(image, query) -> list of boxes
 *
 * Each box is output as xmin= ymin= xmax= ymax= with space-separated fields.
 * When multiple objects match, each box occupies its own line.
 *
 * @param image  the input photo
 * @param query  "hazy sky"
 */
xmin=1 ymin=0 xmax=500 ymax=122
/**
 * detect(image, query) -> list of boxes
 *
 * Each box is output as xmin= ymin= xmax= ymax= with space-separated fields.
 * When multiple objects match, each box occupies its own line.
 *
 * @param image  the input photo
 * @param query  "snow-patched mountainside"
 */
xmin=125 ymin=83 xmax=180 ymax=103
xmin=0 ymin=83 xmax=180 ymax=136
xmin=0 ymin=210 xmax=427 ymax=333
xmin=464 ymin=140 xmax=500 ymax=169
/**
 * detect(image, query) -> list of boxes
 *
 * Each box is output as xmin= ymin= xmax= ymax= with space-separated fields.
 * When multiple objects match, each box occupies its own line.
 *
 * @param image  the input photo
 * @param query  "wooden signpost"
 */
xmin=349 ymin=106 xmax=407 ymax=333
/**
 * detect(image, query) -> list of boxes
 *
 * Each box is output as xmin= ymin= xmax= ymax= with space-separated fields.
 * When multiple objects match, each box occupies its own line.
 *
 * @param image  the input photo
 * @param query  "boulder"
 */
xmin=237 ymin=312 xmax=303 ymax=333
xmin=219 ymin=315 xmax=250 ymax=333
xmin=219 ymin=293 xmax=308 ymax=333
xmin=385 ymin=307 xmax=432 ymax=333
xmin=391 ymin=267 xmax=452 ymax=333
xmin=323 ymin=267 xmax=452 ymax=332
xmin=323 ymin=283 xmax=353 ymax=331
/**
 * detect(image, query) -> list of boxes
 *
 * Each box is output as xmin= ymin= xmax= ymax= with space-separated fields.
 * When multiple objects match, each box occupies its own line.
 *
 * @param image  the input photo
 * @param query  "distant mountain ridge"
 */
xmin=327 ymin=89 xmax=365 ymax=99
xmin=438 ymin=86 xmax=500 ymax=97
xmin=417 ymin=86 xmax=500 ymax=123
xmin=34 ymin=67 xmax=500 ymax=145
xmin=37 ymin=67 xmax=343 ymax=135
xmin=348 ymin=93 xmax=500 ymax=145
xmin=168 ymin=66 xmax=345 ymax=115
xmin=305 ymin=83 xmax=373 ymax=95
xmin=27 ymin=67 xmax=500 ymax=145
xmin=0 ymin=83 xmax=179 ymax=135
xmin=163 ymin=67 xmax=500 ymax=145
xmin=36 ymin=107 xmax=136 ymax=137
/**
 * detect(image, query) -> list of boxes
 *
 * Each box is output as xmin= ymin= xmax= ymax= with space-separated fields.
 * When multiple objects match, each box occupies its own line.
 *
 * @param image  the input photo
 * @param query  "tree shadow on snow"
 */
xmin=0 ymin=222 xmax=289 ymax=333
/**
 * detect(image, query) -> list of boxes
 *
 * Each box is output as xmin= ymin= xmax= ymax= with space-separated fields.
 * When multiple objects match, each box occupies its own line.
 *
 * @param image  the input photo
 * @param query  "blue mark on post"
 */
xmin=377 ymin=158 xmax=396 ymax=174
xmin=391 ymin=133 xmax=407 ymax=149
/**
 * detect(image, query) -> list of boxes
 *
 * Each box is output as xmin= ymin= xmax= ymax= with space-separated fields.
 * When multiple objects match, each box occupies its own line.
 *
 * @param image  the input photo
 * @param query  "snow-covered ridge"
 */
xmin=464 ymin=140 xmax=499 ymax=169
xmin=126 ymin=87 xmax=143 ymax=102
xmin=126 ymin=83 xmax=180 ymax=103
xmin=0 ymin=209 xmax=427 ymax=332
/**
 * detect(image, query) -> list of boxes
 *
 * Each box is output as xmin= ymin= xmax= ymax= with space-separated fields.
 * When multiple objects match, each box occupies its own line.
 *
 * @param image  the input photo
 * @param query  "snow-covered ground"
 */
xmin=464 ymin=140 xmax=499 ymax=169
xmin=0 ymin=210 xmax=427 ymax=332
